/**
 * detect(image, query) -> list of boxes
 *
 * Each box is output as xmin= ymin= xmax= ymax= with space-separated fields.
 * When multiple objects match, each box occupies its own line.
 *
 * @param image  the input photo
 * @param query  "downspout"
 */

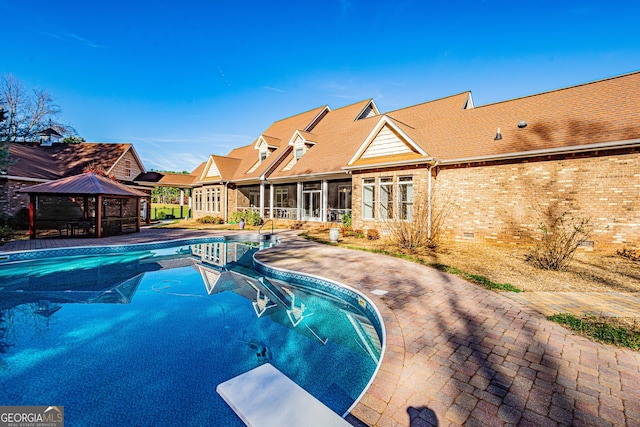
xmin=427 ymin=160 xmax=439 ymax=240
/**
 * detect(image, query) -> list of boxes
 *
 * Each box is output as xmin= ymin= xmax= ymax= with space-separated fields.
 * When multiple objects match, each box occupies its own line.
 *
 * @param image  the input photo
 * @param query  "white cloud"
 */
xmin=263 ymin=86 xmax=285 ymax=93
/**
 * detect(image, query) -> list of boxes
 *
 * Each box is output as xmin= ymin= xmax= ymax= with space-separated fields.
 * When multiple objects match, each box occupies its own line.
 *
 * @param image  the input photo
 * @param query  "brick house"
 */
xmin=188 ymin=71 xmax=640 ymax=249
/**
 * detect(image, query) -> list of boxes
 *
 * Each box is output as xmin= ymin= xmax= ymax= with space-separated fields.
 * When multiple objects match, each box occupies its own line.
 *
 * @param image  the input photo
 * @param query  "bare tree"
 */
xmin=0 ymin=108 xmax=8 ymax=171
xmin=0 ymin=74 xmax=62 ymax=142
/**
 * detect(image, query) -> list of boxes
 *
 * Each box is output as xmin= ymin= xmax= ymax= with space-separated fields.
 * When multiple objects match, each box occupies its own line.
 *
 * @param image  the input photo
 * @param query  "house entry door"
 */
xmin=302 ymin=182 xmax=321 ymax=221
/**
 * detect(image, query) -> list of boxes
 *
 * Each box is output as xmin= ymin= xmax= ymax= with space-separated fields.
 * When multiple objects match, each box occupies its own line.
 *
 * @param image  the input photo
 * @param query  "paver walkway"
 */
xmin=2 ymin=229 xmax=640 ymax=426
xmin=256 ymin=234 xmax=640 ymax=426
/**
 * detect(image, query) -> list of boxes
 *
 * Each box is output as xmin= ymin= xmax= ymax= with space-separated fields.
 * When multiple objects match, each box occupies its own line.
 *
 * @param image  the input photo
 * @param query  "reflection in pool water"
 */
xmin=0 ymin=239 xmax=382 ymax=426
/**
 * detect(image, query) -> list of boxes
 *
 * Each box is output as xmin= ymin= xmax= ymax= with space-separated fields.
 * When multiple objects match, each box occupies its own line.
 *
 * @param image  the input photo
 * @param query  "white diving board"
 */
xmin=216 ymin=363 xmax=351 ymax=427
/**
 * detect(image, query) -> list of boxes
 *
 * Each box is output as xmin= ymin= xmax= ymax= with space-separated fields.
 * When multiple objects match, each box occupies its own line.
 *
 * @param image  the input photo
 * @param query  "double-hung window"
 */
xmin=214 ymin=188 xmax=221 ymax=212
xmin=379 ymin=177 xmax=393 ymax=220
xmin=362 ymin=178 xmax=375 ymax=220
xmin=398 ymin=176 xmax=414 ymax=221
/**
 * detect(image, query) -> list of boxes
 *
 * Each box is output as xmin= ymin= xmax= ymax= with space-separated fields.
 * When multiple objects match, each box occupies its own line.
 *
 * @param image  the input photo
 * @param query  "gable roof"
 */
xmin=344 ymin=71 xmax=640 ymax=169
xmin=199 ymin=155 xmax=242 ymax=183
xmin=4 ymin=142 xmax=142 ymax=181
xmin=135 ymin=162 xmax=207 ymax=187
xmin=20 ymin=172 xmax=148 ymax=197
xmin=348 ymin=115 xmax=428 ymax=166
xmin=229 ymin=105 xmax=329 ymax=182
xmin=267 ymin=99 xmax=379 ymax=179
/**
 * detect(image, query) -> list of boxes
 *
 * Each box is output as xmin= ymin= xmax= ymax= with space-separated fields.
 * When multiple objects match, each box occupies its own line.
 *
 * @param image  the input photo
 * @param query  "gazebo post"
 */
xmin=146 ymin=195 xmax=151 ymax=224
xmin=136 ymin=197 xmax=141 ymax=232
xmin=96 ymin=194 xmax=102 ymax=238
xmin=83 ymin=197 xmax=89 ymax=220
xmin=29 ymin=194 xmax=36 ymax=239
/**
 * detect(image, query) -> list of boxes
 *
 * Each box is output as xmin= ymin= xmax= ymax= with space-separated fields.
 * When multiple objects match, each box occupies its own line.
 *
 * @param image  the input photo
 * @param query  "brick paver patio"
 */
xmin=255 ymin=234 xmax=640 ymax=426
xmin=2 ymin=228 xmax=639 ymax=426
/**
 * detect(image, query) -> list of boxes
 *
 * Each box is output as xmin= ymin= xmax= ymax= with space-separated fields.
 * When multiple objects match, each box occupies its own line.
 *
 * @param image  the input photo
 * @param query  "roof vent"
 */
xmin=518 ymin=121 xmax=528 ymax=128
xmin=494 ymin=128 xmax=502 ymax=141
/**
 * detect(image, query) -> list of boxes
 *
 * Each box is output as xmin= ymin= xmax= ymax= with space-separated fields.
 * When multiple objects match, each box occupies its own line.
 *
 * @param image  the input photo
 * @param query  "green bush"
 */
xmin=230 ymin=210 xmax=262 ymax=226
xmin=353 ymin=229 xmax=365 ymax=238
xmin=342 ymin=212 xmax=352 ymax=227
xmin=0 ymin=225 xmax=14 ymax=241
xmin=230 ymin=211 xmax=243 ymax=224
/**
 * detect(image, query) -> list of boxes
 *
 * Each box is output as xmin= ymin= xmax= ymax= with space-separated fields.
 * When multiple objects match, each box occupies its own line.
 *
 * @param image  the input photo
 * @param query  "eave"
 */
xmin=438 ymin=138 xmax=640 ymax=166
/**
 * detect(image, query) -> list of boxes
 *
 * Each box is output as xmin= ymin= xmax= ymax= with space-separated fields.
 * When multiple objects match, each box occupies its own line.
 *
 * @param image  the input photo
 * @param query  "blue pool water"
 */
xmin=0 ymin=237 xmax=383 ymax=426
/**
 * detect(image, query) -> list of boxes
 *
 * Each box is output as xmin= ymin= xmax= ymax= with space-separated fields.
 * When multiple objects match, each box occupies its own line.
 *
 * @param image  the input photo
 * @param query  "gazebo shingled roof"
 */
xmin=21 ymin=172 xmax=148 ymax=197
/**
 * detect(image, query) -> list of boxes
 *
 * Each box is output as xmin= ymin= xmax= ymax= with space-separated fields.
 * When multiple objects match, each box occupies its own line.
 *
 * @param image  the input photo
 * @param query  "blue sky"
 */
xmin=2 ymin=0 xmax=639 ymax=172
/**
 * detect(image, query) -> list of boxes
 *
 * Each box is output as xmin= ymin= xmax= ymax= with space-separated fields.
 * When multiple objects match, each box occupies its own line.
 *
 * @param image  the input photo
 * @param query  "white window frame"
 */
xmin=398 ymin=176 xmax=414 ymax=221
xmin=379 ymin=177 xmax=393 ymax=220
xmin=362 ymin=178 xmax=375 ymax=220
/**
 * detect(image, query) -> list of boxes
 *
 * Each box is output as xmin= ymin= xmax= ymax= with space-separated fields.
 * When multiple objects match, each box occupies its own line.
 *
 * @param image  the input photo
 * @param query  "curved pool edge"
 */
xmin=252 ymin=254 xmax=387 ymax=418
xmin=0 ymin=232 xmax=277 ymax=263
xmin=253 ymin=235 xmax=406 ymax=426
xmin=0 ymin=229 xmax=406 ymax=425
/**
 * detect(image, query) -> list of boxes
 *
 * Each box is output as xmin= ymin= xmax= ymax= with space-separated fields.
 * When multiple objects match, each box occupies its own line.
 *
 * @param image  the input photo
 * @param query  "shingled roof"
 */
xmin=5 ymin=142 xmax=138 ymax=180
xmin=20 ymin=172 xmax=148 ymax=197
xmin=344 ymin=71 xmax=640 ymax=169
xmin=229 ymin=105 xmax=329 ymax=182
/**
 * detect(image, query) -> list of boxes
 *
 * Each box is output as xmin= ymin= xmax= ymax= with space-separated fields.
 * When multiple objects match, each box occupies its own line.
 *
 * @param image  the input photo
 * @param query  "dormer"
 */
xmin=280 ymin=130 xmax=316 ymax=172
xmin=254 ymin=135 xmax=280 ymax=163
xmin=290 ymin=130 xmax=316 ymax=161
xmin=463 ymin=93 xmax=474 ymax=109
xmin=355 ymin=99 xmax=380 ymax=120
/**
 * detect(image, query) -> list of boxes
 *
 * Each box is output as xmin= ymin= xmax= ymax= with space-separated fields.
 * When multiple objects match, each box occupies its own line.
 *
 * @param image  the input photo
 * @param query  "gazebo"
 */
xmin=20 ymin=172 xmax=148 ymax=239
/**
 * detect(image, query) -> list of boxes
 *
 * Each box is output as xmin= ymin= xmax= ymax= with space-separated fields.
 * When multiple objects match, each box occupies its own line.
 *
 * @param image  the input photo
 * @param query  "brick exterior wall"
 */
xmin=0 ymin=179 xmax=39 ymax=218
xmin=352 ymin=165 xmax=431 ymax=233
xmin=433 ymin=149 xmax=640 ymax=249
xmin=192 ymin=184 xmax=226 ymax=220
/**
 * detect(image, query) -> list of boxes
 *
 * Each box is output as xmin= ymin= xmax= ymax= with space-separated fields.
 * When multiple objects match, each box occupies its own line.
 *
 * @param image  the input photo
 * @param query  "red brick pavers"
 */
xmin=3 ymin=230 xmax=639 ymax=426
xmin=256 ymin=234 xmax=640 ymax=427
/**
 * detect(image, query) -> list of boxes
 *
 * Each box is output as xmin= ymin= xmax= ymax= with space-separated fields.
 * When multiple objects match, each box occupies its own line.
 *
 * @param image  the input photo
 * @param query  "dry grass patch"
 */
xmin=302 ymin=229 xmax=640 ymax=293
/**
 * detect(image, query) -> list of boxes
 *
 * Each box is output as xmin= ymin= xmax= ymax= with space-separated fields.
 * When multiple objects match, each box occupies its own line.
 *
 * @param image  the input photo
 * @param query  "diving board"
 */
xmin=216 ymin=363 xmax=351 ymax=427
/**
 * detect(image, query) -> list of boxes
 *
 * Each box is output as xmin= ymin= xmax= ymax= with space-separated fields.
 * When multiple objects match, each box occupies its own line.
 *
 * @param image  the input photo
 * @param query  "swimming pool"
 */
xmin=0 ymin=236 xmax=383 ymax=426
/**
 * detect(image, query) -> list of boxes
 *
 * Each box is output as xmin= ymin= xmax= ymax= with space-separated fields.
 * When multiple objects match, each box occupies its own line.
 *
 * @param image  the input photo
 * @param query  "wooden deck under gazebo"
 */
xmin=20 ymin=172 xmax=148 ymax=239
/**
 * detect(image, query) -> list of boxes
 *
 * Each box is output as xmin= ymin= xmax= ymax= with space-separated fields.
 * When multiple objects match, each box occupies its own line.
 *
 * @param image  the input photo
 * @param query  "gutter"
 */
xmin=267 ymin=170 xmax=352 ymax=182
xmin=0 ymin=176 xmax=51 ymax=183
xmin=343 ymin=157 xmax=436 ymax=172
xmin=437 ymin=138 xmax=640 ymax=165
